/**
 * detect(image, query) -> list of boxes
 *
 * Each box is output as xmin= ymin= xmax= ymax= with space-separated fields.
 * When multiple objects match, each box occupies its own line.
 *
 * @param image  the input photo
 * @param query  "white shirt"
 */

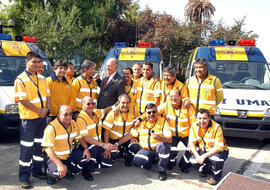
xmin=106 ymin=72 xmax=116 ymax=86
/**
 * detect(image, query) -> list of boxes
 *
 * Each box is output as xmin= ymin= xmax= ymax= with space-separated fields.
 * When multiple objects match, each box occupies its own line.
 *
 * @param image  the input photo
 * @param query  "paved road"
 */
xmin=0 ymin=136 xmax=270 ymax=190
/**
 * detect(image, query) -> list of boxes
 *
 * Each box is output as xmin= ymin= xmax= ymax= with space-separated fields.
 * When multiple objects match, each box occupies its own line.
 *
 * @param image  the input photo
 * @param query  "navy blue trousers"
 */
xmin=109 ymin=139 xmax=132 ymax=162
xmin=82 ymin=144 xmax=113 ymax=174
xmin=182 ymin=149 xmax=229 ymax=181
xmin=169 ymin=136 xmax=188 ymax=169
xmin=19 ymin=118 xmax=47 ymax=182
xmin=129 ymin=142 xmax=171 ymax=172
xmin=46 ymin=147 xmax=86 ymax=180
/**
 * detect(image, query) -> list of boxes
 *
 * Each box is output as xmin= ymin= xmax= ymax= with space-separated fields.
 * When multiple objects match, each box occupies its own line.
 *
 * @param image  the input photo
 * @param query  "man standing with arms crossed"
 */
xmin=14 ymin=51 xmax=50 ymax=189
xmin=186 ymin=58 xmax=224 ymax=118
xmin=72 ymin=59 xmax=99 ymax=115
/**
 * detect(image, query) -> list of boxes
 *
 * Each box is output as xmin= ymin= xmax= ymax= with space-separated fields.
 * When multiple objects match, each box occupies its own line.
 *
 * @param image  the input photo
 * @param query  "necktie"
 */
xmin=103 ymin=76 xmax=109 ymax=89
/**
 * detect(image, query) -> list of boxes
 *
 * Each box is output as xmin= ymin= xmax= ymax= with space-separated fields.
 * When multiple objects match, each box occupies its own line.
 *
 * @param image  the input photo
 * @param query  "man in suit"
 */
xmin=97 ymin=58 xmax=125 ymax=109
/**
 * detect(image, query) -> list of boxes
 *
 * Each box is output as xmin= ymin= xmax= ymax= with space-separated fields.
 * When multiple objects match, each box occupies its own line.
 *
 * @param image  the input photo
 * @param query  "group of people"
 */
xmin=14 ymin=51 xmax=228 ymax=189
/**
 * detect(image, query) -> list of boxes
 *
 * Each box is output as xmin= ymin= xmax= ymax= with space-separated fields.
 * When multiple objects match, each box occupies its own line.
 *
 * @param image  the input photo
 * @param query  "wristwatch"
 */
xmin=100 ymin=142 xmax=104 ymax=147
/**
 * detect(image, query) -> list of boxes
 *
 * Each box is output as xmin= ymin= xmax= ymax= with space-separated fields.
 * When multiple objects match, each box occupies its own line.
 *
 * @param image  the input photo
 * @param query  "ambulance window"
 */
xmin=41 ymin=60 xmax=52 ymax=77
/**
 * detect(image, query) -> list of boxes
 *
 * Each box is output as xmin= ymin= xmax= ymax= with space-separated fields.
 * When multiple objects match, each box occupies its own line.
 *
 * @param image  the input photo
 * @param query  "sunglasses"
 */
xmin=147 ymin=110 xmax=156 ymax=114
xmin=86 ymin=102 xmax=95 ymax=106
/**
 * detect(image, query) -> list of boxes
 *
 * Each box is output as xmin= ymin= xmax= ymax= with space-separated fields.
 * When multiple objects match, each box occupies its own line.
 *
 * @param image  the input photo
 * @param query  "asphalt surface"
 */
xmin=0 ymin=136 xmax=270 ymax=190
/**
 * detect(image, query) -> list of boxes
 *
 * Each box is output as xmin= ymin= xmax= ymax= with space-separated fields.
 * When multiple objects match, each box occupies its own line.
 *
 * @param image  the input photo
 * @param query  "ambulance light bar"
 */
xmin=227 ymin=40 xmax=236 ymax=46
xmin=238 ymin=40 xmax=255 ymax=46
xmin=0 ymin=34 xmax=12 ymax=40
xmin=114 ymin=42 xmax=127 ymax=47
xmin=137 ymin=42 xmax=151 ymax=47
xmin=209 ymin=40 xmax=225 ymax=46
xmin=22 ymin=36 xmax=38 ymax=43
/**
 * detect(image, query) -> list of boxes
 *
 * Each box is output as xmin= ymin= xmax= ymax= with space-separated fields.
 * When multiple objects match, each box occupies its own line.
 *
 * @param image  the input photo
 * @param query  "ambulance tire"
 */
xmin=0 ymin=131 xmax=6 ymax=142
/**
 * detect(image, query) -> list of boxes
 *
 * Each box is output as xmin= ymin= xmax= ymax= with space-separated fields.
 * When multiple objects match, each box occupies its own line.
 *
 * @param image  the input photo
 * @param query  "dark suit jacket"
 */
xmin=97 ymin=72 xmax=125 ymax=109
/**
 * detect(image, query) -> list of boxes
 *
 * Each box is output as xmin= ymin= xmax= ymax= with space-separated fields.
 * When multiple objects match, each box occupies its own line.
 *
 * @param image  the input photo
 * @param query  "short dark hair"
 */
xmin=163 ymin=66 xmax=177 ymax=76
xmin=26 ymin=51 xmax=40 ymax=61
xmin=81 ymin=59 xmax=96 ymax=71
xmin=145 ymin=103 xmax=157 ymax=111
xmin=118 ymin=93 xmax=131 ymax=102
xmin=143 ymin=62 xmax=153 ymax=69
xmin=122 ymin=67 xmax=133 ymax=74
xmin=196 ymin=108 xmax=210 ymax=117
xmin=53 ymin=60 xmax=67 ymax=70
xmin=64 ymin=61 xmax=73 ymax=67
xmin=195 ymin=58 xmax=208 ymax=68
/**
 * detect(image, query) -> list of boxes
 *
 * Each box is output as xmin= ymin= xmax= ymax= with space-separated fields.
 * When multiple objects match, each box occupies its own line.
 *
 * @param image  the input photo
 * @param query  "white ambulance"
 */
xmin=186 ymin=40 xmax=270 ymax=140
xmin=0 ymin=34 xmax=52 ymax=139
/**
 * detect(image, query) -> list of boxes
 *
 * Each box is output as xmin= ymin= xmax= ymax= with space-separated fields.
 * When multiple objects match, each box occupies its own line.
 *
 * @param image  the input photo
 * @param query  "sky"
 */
xmin=1 ymin=0 xmax=269 ymax=62
xmin=139 ymin=0 xmax=270 ymax=62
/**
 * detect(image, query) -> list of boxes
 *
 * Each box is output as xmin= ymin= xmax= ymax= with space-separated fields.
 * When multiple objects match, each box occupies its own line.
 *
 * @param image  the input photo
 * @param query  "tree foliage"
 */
xmin=208 ymin=17 xmax=258 ymax=41
xmin=7 ymin=0 xmax=123 ymax=64
xmin=1 ymin=0 xmax=258 ymax=74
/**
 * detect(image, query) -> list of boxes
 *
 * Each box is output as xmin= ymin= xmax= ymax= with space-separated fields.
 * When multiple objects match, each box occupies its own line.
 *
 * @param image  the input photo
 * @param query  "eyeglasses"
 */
xmin=86 ymin=102 xmax=95 ymax=106
xmin=147 ymin=110 xmax=156 ymax=114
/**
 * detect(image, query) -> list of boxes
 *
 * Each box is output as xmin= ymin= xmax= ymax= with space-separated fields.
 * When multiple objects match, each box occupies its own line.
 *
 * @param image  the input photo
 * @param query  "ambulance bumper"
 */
xmin=0 ymin=113 xmax=20 ymax=136
xmin=214 ymin=114 xmax=270 ymax=140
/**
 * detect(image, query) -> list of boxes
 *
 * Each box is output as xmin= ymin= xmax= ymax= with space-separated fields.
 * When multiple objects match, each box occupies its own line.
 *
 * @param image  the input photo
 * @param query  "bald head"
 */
xmin=57 ymin=105 xmax=72 ymax=127
xmin=170 ymin=89 xmax=180 ymax=97
xmin=82 ymin=96 xmax=93 ymax=105
xmin=82 ymin=96 xmax=96 ymax=113
xmin=170 ymin=89 xmax=181 ymax=108
xmin=58 ymin=105 xmax=71 ymax=114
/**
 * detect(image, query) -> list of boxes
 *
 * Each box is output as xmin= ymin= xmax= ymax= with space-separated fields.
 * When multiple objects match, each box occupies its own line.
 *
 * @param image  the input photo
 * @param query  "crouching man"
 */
xmin=76 ymin=96 xmax=115 ymax=181
xmin=42 ymin=105 xmax=91 ymax=185
xmin=129 ymin=103 xmax=172 ymax=181
xmin=182 ymin=108 xmax=229 ymax=185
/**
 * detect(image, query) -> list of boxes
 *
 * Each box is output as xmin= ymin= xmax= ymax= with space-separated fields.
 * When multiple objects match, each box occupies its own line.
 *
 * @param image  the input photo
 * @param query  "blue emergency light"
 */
xmin=114 ymin=42 xmax=127 ymax=48
xmin=0 ymin=34 xmax=12 ymax=41
xmin=209 ymin=40 xmax=225 ymax=46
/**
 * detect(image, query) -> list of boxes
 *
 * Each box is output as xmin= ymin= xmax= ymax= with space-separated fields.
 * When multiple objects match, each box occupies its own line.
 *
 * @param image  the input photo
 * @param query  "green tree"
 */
xmin=208 ymin=17 xmax=258 ymax=42
xmin=7 ymin=0 xmax=119 ymax=64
